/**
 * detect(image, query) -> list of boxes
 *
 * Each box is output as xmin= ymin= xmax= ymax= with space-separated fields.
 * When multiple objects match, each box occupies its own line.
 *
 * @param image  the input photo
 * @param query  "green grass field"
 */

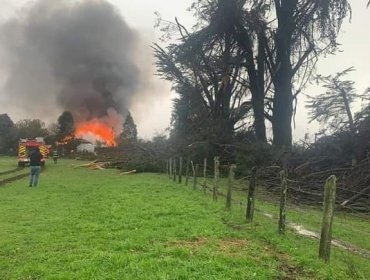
xmin=0 ymin=157 xmax=369 ymax=279
xmin=0 ymin=157 xmax=18 ymax=172
xmin=215 ymin=177 xmax=370 ymax=253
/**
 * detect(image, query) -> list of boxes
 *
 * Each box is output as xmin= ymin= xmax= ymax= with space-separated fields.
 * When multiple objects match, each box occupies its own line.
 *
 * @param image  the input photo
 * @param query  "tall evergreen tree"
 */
xmin=0 ymin=114 xmax=14 ymax=135
xmin=0 ymin=114 xmax=15 ymax=153
xmin=154 ymin=13 xmax=251 ymax=146
xmin=122 ymin=112 xmax=138 ymax=143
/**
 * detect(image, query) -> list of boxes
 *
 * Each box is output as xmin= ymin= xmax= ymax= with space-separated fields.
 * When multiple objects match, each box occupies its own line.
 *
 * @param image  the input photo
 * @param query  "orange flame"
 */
xmin=57 ymin=135 xmax=74 ymax=145
xmin=75 ymin=120 xmax=117 ymax=147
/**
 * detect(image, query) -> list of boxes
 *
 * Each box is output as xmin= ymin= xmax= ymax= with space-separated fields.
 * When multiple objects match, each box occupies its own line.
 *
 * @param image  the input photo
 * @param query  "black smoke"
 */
xmin=0 ymin=0 xmax=141 ymax=128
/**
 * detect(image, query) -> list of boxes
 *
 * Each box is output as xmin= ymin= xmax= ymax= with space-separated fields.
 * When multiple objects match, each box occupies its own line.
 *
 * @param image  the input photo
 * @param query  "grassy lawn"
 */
xmin=0 ymin=156 xmax=18 ymax=172
xmin=0 ymin=157 xmax=369 ymax=279
xmin=215 ymin=178 xmax=370 ymax=252
xmin=0 ymin=157 xmax=29 ymax=182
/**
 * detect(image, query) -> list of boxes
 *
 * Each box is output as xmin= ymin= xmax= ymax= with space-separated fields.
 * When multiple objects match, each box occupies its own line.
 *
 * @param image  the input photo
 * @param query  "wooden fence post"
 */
xmin=226 ymin=164 xmax=236 ymax=209
xmin=246 ymin=167 xmax=257 ymax=222
xmin=195 ymin=164 xmax=199 ymax=190
xmin=203 ymin=158 xmax=207 ymax=194
xmin=173 ymin=158 xmax=177 ymax=182
xmin=278 ymin=169 xmax=288 ymax=234
xmin=178 ymin=156 xmax=183 ymax=184
xmin=213 ymin=156 xmax=220 ymax=201
xmin=319 ymin=175 xmax=337 ymax=262
xmin=169 ymin=158 xmax=172 ymax=177
xmin=191 ymin=161 xmax=198 ymax=190
xmin=185 ymin=157 xmax=190 ymax=186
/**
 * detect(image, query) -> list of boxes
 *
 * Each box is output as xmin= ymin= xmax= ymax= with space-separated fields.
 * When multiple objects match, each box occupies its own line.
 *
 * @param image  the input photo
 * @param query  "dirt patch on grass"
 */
xmin=0 ymin=167 xmax=22 ymax=176
xmin=275 ymin=253 xmax=307 ymax=280
xmin=0 ymin=173 xmax=29 ymax=186
xmin=169 ymin=237 xmax=311 ymax=278
xmin=170 ymin=237 xmax=210 ymax=249
xmin=170 ymin=237 xmax=250 ymax=256
xmin=221 ymin=217 xmax=244 ymax=231
xmin=217 ymin=238 xmax=249 ymax=256
xmin=263 ymin=244 xmax=311 ymax=280
xmin=218 ymin=238 xmax=248 ymax=248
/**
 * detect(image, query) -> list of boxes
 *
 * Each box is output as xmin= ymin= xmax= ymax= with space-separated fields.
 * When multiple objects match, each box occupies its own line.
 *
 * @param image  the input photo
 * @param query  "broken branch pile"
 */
xmin=257 ymin=157 xmax=370 ymax=212
xmin=75 ymin=143 xmax=163 ymax=173
xmin=74 ymin=160 xmax=110 ymax=170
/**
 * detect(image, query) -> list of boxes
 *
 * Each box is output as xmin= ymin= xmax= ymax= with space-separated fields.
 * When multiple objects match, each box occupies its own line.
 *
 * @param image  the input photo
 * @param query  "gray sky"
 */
xmin=0 ymin=0 xmax=369 ymax=141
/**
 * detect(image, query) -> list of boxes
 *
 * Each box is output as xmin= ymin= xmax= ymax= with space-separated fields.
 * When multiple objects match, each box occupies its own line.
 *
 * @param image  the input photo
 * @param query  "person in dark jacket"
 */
xmin=52 ymin=149 xmax=58 ymax=164
xmin=29 ymin=148 xmax=43 ymax=187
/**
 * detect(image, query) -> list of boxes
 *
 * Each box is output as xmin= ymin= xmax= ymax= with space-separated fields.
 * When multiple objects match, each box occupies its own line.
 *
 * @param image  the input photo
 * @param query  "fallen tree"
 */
xmin=257 ymin=156 xmax=370 ymax=212
xmin=74 ymin=142 xmax=167 ymax=173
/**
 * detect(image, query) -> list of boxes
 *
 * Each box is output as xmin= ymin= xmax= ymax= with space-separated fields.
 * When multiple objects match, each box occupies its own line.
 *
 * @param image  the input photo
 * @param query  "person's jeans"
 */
xmin=29 ymin=166 xmax=41 ymax=187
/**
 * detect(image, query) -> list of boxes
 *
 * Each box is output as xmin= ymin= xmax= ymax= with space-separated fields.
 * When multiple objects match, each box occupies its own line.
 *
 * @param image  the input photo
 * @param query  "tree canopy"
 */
xmin=15 ymin=119 xmax=48 ymax=139
xmin=306 ymin=68 xmax=359 ymax=133
xmin=154 ymin=0 xmax=352 ymax=150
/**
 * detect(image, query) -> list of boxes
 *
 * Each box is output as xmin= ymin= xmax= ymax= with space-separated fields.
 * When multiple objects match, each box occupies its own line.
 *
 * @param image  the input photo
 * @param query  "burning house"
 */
xmin=0 ymin=0 xmax=143 ymax=145
xmin=76 ymin=139 xmax=95 ymax=154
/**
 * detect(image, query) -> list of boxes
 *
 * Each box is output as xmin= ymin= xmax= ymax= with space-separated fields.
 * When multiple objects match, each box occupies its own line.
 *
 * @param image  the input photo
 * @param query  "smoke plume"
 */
xmin=0 ymin=0 xmax=142 ymax=133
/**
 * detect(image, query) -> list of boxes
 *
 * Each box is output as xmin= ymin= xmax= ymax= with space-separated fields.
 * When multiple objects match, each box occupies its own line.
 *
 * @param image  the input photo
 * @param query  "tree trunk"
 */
xmin=212 ymin=117 xmax=234 ymax=144
xmin=339 ymin=87 xmax=357 ymax=165
xmin=272 ymin=41 xmax=293 ymax=149
xmin=254 ymin=33 xmax=267 ymax=143
xmin=235 ymin=26 xmax=267 ymax=143
xmin=252 ymin=83 xmax=267 ymax=143
xmin=272 ymin=2 xmax=296 ymax=149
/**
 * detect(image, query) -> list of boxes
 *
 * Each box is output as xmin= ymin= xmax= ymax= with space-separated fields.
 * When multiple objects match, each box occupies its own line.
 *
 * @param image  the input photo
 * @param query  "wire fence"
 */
xmin=165 ymin=156 xmax=370 ymax=215
xmin=163 ymin=156 xmax=370 ymax=261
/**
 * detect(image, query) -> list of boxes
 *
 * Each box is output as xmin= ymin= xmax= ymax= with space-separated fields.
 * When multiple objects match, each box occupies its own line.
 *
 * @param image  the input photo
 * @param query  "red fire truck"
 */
xmin=17 ymin=138 xmax=50 ymax=167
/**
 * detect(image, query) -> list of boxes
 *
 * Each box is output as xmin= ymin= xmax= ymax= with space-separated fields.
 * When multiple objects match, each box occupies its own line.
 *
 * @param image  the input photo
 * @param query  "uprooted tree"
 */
xmin=306 ymin=68 xmax=359 ymax=134
xmin=306 ymin=68 xmax=367 ymax=163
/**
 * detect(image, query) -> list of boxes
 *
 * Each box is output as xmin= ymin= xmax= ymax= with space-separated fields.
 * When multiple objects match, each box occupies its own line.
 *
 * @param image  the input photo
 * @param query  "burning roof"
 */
xmin=75 ymin=119 xmax=117 ymax=147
